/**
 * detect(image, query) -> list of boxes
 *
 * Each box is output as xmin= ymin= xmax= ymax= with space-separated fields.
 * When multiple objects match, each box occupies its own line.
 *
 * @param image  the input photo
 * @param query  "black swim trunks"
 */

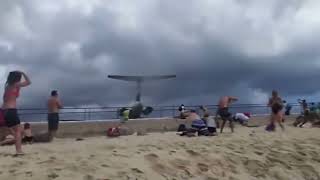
xmin=22 ymin=136 xmax=34 ymax=143
xmin=208 ymin=127 xmax=217 ymax=133
xmin=272 ymin=103 xmax=283 ymax=114
xmin=4 ymin=109 xmax=21 ymax=128
xmin=48 ymin=113 xmax=59 ymax=131
xmin=218 ymin=108 xmax=232 ymax=119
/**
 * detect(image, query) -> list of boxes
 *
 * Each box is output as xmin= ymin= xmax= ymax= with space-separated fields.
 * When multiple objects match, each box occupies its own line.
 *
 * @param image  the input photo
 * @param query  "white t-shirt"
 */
xmin=206 ymin=116 xmax=216 ymax=128
xmin=235 ymin=113 xmax=249 ymax=122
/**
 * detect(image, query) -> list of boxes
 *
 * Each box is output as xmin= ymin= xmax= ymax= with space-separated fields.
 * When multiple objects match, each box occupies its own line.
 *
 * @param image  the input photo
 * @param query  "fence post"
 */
xmin=88 ymin=109 xmax=91 ymax=120
xmin=172 ymin=105 xmax=175 ymax=117
xmin=116 ymin=108 xmax=120 ymax=119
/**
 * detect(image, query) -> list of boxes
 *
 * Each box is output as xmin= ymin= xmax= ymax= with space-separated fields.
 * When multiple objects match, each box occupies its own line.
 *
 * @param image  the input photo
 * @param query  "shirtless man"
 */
xmin=187 ymin=109 xmax=201 ymax=122
xmin=218 ymin=96 xmax=238 ymax=133
xmin=47 ymin=90 xmax=63 ymax=138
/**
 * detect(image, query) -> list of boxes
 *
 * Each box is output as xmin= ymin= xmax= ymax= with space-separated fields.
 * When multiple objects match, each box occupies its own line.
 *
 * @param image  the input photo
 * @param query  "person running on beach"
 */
xmin=267 ymin=90 xmax=284 ymax=131
xmin=2 ymin=71 xmax=31 ymax=155
xmin=47 ymin=90 xmax=63 ymax=138
xmin=218 ymin=96 xmax=238 ymax=133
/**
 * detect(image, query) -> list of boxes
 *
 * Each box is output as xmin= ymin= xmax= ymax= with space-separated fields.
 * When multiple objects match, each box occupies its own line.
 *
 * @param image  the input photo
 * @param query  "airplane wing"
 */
xmin=108 ymin=75 xmax=176 ymax=82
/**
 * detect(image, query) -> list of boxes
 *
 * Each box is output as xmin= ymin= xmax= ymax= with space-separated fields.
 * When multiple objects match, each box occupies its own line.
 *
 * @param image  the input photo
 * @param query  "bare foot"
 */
xmin=14 ymin=151 xmax=25 ymax=156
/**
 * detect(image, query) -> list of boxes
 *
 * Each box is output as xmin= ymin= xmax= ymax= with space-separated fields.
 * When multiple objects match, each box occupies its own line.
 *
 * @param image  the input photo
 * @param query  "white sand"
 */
xmin=0 ymin=125 xmax=319 ymax=180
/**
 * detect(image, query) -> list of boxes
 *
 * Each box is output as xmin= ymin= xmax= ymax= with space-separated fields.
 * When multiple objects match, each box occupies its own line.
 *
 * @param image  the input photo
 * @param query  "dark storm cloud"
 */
xmin=1 ymin=0 xmax=320 ymax=108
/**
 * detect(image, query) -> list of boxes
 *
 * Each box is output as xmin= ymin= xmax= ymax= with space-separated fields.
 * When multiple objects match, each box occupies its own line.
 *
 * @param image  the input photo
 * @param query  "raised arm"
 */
xmin=15 ymin=71 xmax=31 ymax=87
xmin=229 ymin=96 xmax=238 ymax=101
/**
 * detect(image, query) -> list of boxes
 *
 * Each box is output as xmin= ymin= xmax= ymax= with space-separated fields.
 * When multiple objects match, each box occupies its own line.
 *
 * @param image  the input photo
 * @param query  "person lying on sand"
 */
xmin=233 ymin=112 xmax=250 ymax=126
xmin=0 ymin=134 xmax=15 ymax=146
xmin=218 ymin=96 xmax=238 ymax=133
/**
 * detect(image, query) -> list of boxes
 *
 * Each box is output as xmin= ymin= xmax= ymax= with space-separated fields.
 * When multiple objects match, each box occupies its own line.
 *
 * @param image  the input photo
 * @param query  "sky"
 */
xmin=1 ymin=0 xmax=320 ymax=109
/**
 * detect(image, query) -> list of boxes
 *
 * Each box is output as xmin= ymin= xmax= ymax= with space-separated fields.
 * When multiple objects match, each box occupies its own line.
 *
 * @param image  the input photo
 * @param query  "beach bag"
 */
xmin=107 ymin=127 xmax=120 ymax=137
xmin=177 ymin=124 xmax=186 ymax=132
xmin=0 ymin=109 xmax=5 ymax=127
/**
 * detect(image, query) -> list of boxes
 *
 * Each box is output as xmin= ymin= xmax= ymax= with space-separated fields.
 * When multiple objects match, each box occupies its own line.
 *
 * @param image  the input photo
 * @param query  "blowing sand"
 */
xmin=0 ymin=125 xmax=319 ymax=180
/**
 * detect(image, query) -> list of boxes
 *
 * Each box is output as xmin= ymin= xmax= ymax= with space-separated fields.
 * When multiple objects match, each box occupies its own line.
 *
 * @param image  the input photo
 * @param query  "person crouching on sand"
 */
xmin=218 ymin=96 xmax=238 ymax=133
xmin=203 ymin=113 xmax=217 ymax=135
xmin=266 ymin=90 xmax=285 ymax=131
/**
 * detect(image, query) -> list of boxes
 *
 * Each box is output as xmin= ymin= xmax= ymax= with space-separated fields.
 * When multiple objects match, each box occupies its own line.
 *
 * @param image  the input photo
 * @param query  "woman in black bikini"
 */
xmin=267 ymin=90 xmax=284 ymax=131
xmin=2 ymin=71 xmax=31 ymax=155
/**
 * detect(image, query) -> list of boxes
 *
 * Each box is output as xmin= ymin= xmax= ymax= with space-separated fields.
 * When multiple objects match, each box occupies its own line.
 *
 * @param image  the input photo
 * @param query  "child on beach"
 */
xmin=22 ymin=123 xmax=34 ymax=144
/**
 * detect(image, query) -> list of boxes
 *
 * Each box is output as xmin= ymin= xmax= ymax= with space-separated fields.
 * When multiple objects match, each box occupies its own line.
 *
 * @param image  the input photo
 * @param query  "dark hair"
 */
xmin=272 ymin=90 xmax=278 ymax=97
xmin=204 ymin=113 xmax=210 ymax=117
xmin=24 ymin=123 xmax=31 ymax=129
xmin=6 ymin=71 xmax=22 ymax=86
xmin=51 ymin=90 xmax=58 ymax=96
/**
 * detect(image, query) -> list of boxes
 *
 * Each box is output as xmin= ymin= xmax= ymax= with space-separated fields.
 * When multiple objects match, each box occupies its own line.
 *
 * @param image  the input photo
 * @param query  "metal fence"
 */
xmin=18 ymin=103 xmax=304 ymax=122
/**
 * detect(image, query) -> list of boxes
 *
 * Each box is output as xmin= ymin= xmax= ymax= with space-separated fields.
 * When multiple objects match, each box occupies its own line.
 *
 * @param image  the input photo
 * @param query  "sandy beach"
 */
xmin=0 ymin=124 xmax=319 ymax=180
